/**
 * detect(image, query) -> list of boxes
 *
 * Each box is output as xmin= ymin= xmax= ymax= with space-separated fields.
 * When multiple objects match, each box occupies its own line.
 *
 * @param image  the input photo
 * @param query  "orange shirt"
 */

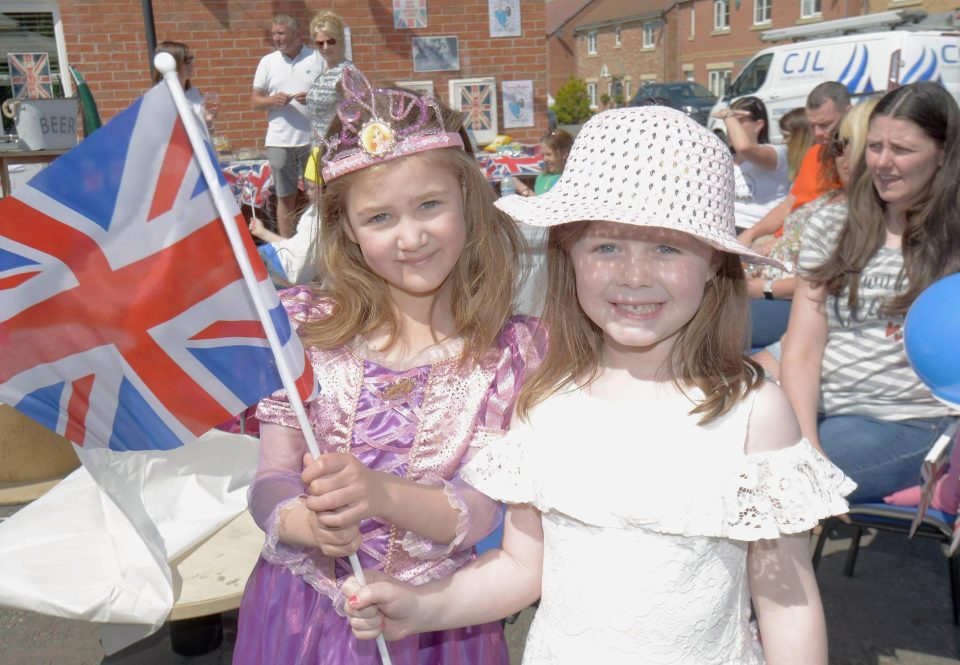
xmin=789 ymin=143 xmax=840 ymax=210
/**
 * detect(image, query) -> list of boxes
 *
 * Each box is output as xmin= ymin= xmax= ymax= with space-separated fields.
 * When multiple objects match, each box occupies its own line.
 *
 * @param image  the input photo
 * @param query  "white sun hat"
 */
xmin=496 ymin=105 xmax=783 ymax=269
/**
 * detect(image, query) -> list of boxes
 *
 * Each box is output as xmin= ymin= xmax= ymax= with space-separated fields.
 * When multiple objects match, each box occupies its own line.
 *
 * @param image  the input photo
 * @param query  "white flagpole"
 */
xmin=155 ymin=53 xmax=392 ymax=664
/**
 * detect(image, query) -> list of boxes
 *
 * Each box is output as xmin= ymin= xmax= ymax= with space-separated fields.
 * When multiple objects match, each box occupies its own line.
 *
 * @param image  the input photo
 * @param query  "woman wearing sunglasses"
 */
xmin=152 ymin=41 xmax=218 ymax=138
xmin=306 ymin=11 xmax=360 ymax=157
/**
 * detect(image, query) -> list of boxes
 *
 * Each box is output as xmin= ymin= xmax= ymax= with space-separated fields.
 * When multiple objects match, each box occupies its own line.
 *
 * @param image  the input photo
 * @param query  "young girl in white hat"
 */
xmin=342 ymin=106 xmax=855 ymax=664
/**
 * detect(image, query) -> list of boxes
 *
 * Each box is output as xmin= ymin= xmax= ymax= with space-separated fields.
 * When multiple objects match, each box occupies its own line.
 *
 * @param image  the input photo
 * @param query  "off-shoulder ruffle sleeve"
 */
xmin=255 ymin=286 xmax=331 ymax=429
xmin=464 ymin=432 xmax=855 ymax=542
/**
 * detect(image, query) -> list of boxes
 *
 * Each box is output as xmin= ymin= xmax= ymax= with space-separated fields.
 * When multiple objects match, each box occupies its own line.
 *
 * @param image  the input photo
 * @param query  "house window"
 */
xmin=587 ymin=31 xmax=598 ymax=55
xmin=614 ymin=25 xmax=622 ymax=47
xmin=643 ymin=23 xmax=655 ymax=48
xmin=624 ymin=79 xmax=632 ymax=99
xmin=587 ymin=82 xmax=598 ymax=109
xmin=0 ymin=4 xmax=73 ymax=134
xmin=714 ymin=0 xmax=730 ymax=30
xmin=754 ymin=0 xmax=772 ymax=25
xmin=801 ymin=0 xmax=821 ymax=18
xmin=708 ymin=69 xmax=731 ymax=97
xmin=690 ymin=6 xmax=696 ymax=37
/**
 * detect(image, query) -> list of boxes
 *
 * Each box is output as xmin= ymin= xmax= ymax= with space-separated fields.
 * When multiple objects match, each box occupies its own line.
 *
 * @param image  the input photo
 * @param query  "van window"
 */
xmin=725 ymin=53 xmax=773 ymax=100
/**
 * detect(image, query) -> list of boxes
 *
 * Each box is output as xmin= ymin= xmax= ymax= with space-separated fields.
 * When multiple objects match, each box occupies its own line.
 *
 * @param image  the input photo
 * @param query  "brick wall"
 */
xmin=575 ymin=19 xmax=667 ymax=104
xmin=59 ymin=0 xmax=547 ymax=149
xmin=677 ymin=0 xmax=860 ymax=88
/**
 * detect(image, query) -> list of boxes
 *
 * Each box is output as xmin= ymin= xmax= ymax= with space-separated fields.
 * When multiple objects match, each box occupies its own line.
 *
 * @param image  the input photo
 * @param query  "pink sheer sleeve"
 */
xmin=247 ymin=422 xmax=308 ymax=532
xmin=402 ymin=316 xmax=545 ymax=559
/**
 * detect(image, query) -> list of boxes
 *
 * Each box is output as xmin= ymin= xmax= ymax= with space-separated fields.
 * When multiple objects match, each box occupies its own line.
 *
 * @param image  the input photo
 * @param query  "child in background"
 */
xmin=510 ymin=129 xmax=574 ymax=315
xmin=233 ymin=69 xmax=542 ymax=664
xmin=512 ymin=128 xmax=573 ymax=197
xmin=343 ymin=107 xmax=854 ymax=664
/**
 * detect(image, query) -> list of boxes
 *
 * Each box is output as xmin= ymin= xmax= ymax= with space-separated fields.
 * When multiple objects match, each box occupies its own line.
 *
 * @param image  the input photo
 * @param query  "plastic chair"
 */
xmin=812 ymin=420 xmax=960 ymax=624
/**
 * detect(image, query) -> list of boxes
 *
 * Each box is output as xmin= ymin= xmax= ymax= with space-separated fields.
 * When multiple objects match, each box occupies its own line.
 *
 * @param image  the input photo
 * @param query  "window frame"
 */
xmin=643 ymin=22 xmax=655 ymax=48
xmin=587 ymin=81 xmax=598 ymax=109
xmin=801 ymin=0 xmax=821 ymax=19
xmin=753 ymin=0 xmax=772 ymax=25
xmin=614 ymin=25 xmax=622 ymax=47
xmin=587 ymin=31 xmax=598 ymax=55
xmin=0 ymin=1 xmax=74 ymax=97
xmin=713 ymin=0 xmax=730 ymax=30
xmin=708 ymin=69 xmax=731 ymax=97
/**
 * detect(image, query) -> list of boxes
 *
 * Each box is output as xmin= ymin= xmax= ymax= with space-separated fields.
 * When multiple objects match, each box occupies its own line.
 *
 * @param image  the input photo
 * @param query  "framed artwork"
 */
xmin=7 ymin=52 xmax=54 ymax=99
xmin=489 ymin=0 xmax=521 ymax=38
xmin=393 ymin=0 xmax=428 ymax=29
xmin=449 ymin=77 xmax=497 ymax=145
xmin=395 ymin=80 xmax=436 ymax=98
xmin=412 ymin=36 xmax=460 ymax=73
xmin=501 ymin=80 xmax=534 ymax=128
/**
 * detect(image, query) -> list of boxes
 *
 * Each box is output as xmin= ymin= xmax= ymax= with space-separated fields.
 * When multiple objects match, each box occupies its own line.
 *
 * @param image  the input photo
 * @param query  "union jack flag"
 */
xmin=0 ymin=83 xmax=319 ymax=452
xmin=458 ymin=83 xmax=494 ymax=132
xmin=7 ymin=52 xmax=54 ymax=99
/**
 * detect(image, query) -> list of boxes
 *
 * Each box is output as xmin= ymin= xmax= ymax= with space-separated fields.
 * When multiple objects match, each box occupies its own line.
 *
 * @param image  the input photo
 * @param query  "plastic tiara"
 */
xmin=318 ymin=68 xmax=464 ymax=181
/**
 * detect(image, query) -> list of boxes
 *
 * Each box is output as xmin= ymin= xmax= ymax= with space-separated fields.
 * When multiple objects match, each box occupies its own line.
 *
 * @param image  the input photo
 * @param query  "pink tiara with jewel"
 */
xmin=317 ymin=68 xmax=464 ymax=181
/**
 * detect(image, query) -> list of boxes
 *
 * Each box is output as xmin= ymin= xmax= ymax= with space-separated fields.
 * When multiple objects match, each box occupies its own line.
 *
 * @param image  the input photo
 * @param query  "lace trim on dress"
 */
xmin=726 ymin=438 xmax=856 ymax=539
xmin=465 ymin=435 xmax=854 ymax=540
xmin=260 ymin=495 xmax=343 ymax=607
xmin=400 ymin=473 xmax=471 ymax=559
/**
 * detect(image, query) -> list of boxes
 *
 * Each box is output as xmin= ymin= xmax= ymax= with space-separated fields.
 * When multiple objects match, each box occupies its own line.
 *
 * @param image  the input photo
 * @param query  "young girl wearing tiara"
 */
xmin=343 ymin=106 xmax=854 ymax=664
xmin=233 ymin=70 xmax=541 ymax=664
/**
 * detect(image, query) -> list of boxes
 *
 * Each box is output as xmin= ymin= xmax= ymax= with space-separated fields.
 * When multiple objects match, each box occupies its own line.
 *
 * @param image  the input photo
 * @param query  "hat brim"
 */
xmin=496 ymin=189 xmax=786 ymax=271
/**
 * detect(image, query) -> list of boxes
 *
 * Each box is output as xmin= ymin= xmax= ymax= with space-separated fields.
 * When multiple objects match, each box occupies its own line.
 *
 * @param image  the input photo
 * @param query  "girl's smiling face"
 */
xmin=343 ymin=154 xmax=467 ymax=304
xmin=569 ymin=221 xmax=717 ymax=369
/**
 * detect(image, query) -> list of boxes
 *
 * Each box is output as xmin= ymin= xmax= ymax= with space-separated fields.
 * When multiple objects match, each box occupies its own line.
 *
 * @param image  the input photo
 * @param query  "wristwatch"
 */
xmin=763 ymin=279 xmax=775 ymax=300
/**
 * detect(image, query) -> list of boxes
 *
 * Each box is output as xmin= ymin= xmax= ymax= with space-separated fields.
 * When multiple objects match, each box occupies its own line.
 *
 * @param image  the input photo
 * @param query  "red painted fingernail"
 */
xmin=348 ymin=595 xmax=359 ymax=607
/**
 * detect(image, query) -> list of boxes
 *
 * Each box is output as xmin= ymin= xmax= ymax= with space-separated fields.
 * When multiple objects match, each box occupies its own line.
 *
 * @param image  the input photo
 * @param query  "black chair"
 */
xmin=812 ymin=420 xmax=960 ymax=624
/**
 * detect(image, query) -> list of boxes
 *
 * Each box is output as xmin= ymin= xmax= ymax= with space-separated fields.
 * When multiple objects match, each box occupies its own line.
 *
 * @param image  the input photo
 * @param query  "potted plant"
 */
xmin=550 ymin=77 xmax=593 ymax=136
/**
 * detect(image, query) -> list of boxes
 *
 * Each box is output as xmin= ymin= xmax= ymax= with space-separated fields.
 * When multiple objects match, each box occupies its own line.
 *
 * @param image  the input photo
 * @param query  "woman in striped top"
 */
xmin=781 ymin=82 xmax=960 ymax=503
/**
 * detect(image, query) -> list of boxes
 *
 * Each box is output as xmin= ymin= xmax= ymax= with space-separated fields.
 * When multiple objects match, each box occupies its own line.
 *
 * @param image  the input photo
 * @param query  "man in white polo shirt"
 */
xmin=252 ymin=14 xmax=321 ymax=238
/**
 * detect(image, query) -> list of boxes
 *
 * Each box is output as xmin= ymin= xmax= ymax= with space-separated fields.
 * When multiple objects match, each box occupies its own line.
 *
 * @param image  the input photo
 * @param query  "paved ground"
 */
xmin=1 ymin=504 xmax=959 ymax=664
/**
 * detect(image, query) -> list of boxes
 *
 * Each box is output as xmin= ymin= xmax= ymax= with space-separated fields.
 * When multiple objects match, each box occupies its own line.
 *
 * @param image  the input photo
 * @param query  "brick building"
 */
xmin=545 ymin=0 xmax=957 ymax=104
xmin=0 ymin=0 xmax=548 ymax=150
xmin=566 ymin=0 xmax=675 ymax=108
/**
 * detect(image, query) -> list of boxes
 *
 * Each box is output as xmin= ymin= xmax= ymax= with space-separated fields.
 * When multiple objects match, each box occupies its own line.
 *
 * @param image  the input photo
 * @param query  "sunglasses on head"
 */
xmin=184 ymin=55 xmax=195 ymax=64
xmin=315 ymin=38 xmax=337 ymax=47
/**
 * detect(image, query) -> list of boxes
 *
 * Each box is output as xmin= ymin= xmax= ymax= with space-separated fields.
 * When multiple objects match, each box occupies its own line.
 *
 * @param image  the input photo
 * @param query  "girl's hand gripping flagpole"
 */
xmin=155 ymin=53 xmax=393 ymax=665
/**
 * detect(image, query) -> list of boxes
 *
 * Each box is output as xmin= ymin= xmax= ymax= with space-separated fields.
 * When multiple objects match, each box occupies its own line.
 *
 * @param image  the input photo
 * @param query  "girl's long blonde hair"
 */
xmin=515 ymin=223 xmax=762 ymax=424
xmin=302 ymin=100 xmax=523 ymax=363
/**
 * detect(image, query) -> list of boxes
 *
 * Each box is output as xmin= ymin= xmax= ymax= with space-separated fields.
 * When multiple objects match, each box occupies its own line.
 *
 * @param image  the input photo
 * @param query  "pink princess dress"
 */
xmin=233 ymin=286 xmax=543 ymax=665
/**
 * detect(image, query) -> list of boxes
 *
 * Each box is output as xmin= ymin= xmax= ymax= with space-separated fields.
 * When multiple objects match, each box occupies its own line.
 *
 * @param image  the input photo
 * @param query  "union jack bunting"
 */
xmin=475 ymin=151 xmax=544 ymax=181
xmin=0 ymin=83 xmax=319 ymax=452
xmin=7 ymin=52 xmax=54 ymax=99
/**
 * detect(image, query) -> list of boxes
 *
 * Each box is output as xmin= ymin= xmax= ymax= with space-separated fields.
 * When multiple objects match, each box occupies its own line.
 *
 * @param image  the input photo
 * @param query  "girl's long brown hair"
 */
xmin=807 ymin=82 xmax=960 ymax=317
xmin=515 ymin=223 xmax=762 ymax=424
xmin=302 ymin=99 xmax=523 ymax=363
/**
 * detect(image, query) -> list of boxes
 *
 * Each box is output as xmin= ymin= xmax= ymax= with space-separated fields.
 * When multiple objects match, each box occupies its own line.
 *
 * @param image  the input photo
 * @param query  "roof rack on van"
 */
xmin=759 ymin=9 xmax=929 ymax=42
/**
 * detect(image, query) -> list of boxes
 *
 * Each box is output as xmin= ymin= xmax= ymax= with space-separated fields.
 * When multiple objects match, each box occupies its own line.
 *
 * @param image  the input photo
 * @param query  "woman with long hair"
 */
xmin=781 ymin=82 xmax=960 ymax=502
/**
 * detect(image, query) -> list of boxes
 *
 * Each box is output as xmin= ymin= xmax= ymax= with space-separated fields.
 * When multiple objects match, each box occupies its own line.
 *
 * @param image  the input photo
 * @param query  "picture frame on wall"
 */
xmin=393 ymin=0 xmax=428 ymax=29
xmin=488 ymin=0 xmax=521 ymax=38
xmin=412 ymin=36 xmax=460 ymax=73
xmin=501 ymin=80 xmax=534 ymax=129
xmin=449 ymin=77 xmax=498 ymax=146
xmin=395 ymin=80 xmax=436 ymax=98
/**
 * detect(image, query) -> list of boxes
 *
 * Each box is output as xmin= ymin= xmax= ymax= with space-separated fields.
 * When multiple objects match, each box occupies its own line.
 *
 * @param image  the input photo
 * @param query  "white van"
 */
xmin=709 ymin=29 xmax=960 ymax=143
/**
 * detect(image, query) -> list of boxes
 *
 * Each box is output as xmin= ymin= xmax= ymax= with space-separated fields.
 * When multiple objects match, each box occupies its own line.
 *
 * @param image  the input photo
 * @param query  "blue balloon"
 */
xmin=903 ymin=273 xmax=960 ymax=409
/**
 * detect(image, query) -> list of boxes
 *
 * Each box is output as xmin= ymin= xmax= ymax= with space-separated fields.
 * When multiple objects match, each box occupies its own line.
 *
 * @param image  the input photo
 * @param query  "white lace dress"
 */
xmin=463 ymin=384 xmax=854 ymax=665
